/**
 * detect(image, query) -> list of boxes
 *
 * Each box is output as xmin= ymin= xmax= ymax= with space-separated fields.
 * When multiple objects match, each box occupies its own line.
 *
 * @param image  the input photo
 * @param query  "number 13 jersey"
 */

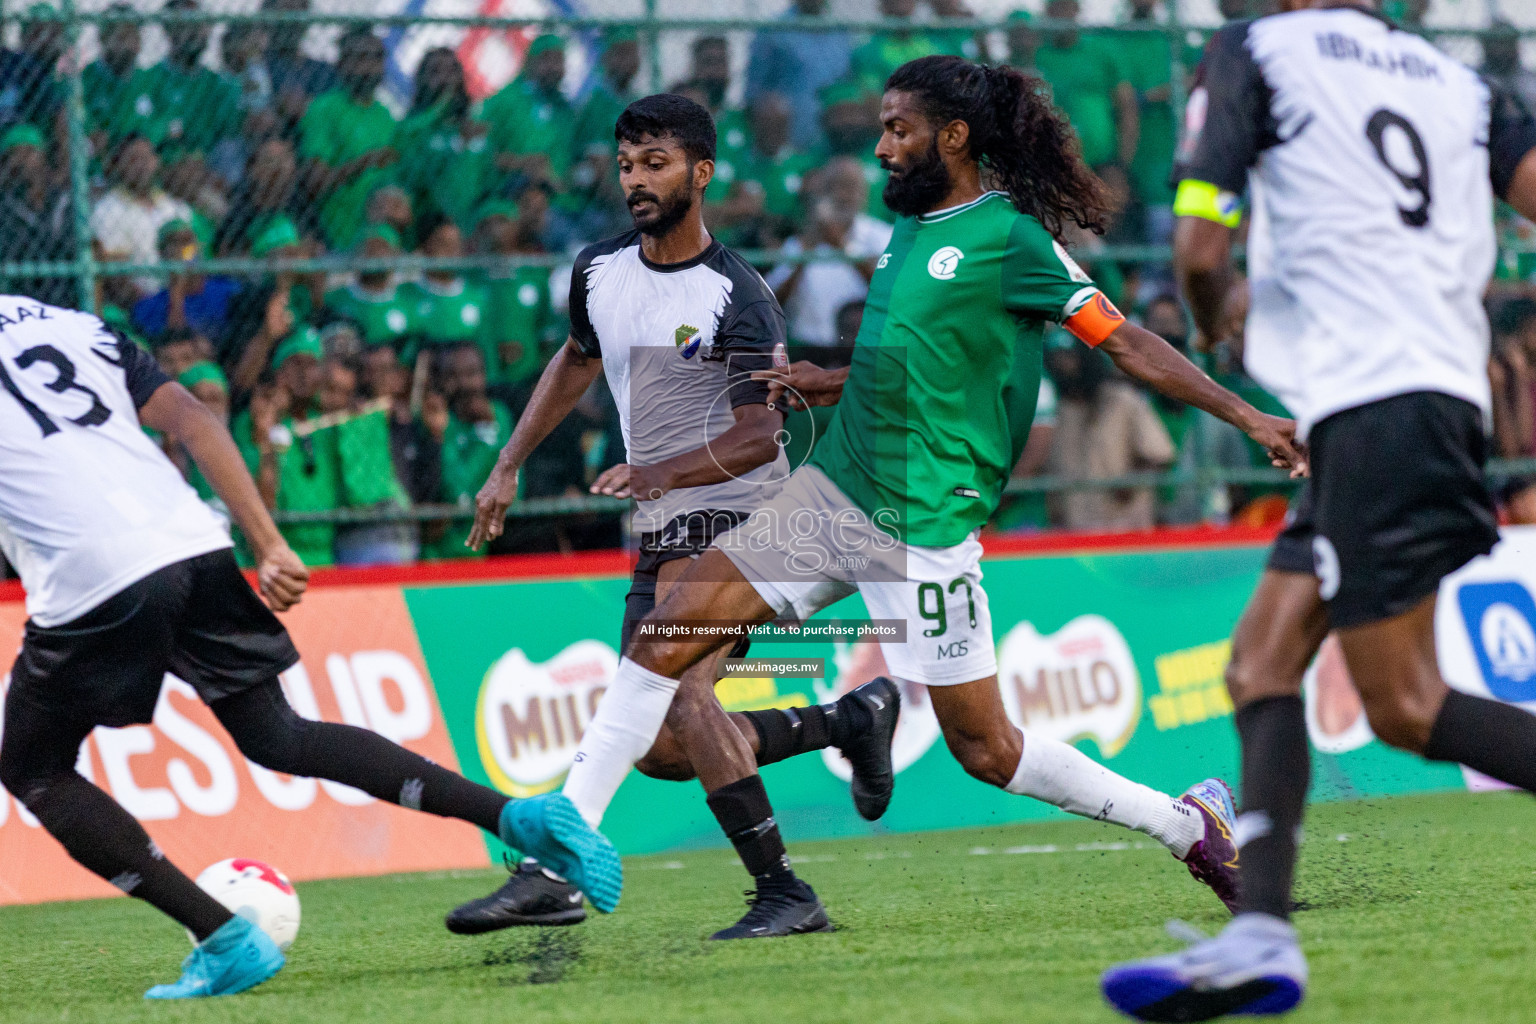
xmin=1178 ymin=7 xmax=1536 ymax=437
xmin=0 ymin=299 xmax=230 ymax=627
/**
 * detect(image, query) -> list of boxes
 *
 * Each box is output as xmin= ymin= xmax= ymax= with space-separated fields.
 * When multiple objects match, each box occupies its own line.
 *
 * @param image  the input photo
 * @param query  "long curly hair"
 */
xmin=885 ymin=55 xmax=1111 ymax=240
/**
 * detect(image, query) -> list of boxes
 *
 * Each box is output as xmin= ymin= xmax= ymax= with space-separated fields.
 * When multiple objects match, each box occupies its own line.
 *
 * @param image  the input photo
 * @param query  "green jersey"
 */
xmin=849 ymin=32 xmax=956 ymax=91
xmin=712 ymin=108 xmax=754 ymax=192
xmin=571 ymin=80 xmax=635 ymax=160
xmin=745 ymin=146 xmax=819 ymax=221
xmin=483 ymin=77 xmax=576 ymax=178
xmin=810 ymin=191 xmax=1103 ymax=547
xmin=396 ymin=118 xmax=501 ymax=230
xmin=137 ymin=62 xmax=241 ymax=157
xmin=483 ymin=269 xmax=554 ymax=385
xmin=1034 ymin=36 xmax=1127 ymax=169
xmin=398 ymin=278 xmax=491 ymax=361
xmin=425 ymin=402 xmax=515 ymax=560
xmin=298 ymin=90 xmax=399 ymax=248
xmin=83 ymin=61 xmax=160 ymax=144
xmin=324 ymin=282 xmax=414 ymax=349
xmin=1110 ymin=27 xmax=1178 ymax=205
xmin=232 ymin=409 xmax=341 ymax=566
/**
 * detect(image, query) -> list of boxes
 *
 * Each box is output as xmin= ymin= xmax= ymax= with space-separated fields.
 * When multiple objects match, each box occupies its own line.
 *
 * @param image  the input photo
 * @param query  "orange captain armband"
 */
xmin=1063 ymin=290 xmax=1125 ymax=347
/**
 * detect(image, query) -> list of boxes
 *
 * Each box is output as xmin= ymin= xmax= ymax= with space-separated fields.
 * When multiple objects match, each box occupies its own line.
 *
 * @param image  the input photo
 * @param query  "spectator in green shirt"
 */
xmin=141 ymin=0 xmax=242 ymax=159
xmin=1005 ymin=9 xmax=1039 ymax=69
xmin=397 ymin=48 xmax=500 ymax=232
xmin=399 ymin=216 xmax=491 ymax=364
xmin=423 ymin=343 xmax=514 ymax=560
xmin=1115 ymin=0 xmax=1181 ymax=242
xmin=571 ymin=29 xmax=641 ymax=164
xmin=484 ymin=34 xmax=575 ymax=185
xmin=318 ymin=355 xmax=416 ymax=566
xmin=263 ymin=0 xmax=341 ymax=133
xmin=673 ymin=37 xmax=754 ymax=195
xmin=175 ymin=360 xmax=230 ymax=506
xmin=397 ymin=47 xmax=465 ymax=142
xmin=323 ymin=224 xmax=415 ymax=351
xmin=83 ymin=4 xmax=151 ymax=150
xmin=1032 ymin=0 xmax=1138 ymax=175
xmin=298 ymin=27 xmax=398 ymax=249
xmin=708 ymin=92 xmax=817 ymax=248
xmin=474 ymin=201 xmax=555 ymax=391
xmin=815 ymin=80 xmax=886 ymax=218
xmin=232 ymin=326 xmax=340 ymax=566
xmin=848 ymin=0 xmax=956 ymax=92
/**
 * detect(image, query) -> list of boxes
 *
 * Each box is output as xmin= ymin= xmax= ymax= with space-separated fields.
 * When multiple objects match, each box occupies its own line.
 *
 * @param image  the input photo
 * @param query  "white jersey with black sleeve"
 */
xmin=1179 ymin=6 xmax=1536 ymax=437
xmin=568 ymin=231 xmax=791 ymax=532
xmin=0 ymin=298 xmax=231 ymax=627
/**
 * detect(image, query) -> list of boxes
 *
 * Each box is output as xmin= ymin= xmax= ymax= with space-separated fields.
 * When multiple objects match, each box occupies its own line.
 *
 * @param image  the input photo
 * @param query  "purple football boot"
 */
xmin=1179 ymin=778 xmax=1240 ymax=914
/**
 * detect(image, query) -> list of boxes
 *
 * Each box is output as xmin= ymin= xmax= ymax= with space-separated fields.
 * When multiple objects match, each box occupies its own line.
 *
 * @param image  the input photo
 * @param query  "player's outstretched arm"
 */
xmin=589 ymin=403 xmax=783 ymax=501
xmin=467 ymin=337 xmax=604 ymax=550
xmin=1098 ymin=322 xmax=1308 ymax=476
xmin=751 ymin=361 xmax=849 ymax=411
xmin=139 ymin=382 xmax=310 ymax=611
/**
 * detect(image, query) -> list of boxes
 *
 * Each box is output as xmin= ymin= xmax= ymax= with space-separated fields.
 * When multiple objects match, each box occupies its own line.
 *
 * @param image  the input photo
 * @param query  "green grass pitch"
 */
xmin=2 ymin=790 xmax=1533 ymax=1023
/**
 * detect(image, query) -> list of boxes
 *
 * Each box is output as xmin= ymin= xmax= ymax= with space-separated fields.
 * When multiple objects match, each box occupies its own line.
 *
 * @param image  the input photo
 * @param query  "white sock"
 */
xmin=1005 ymin=731 xmax=1203 ymax=858
xmin=561 ymin=657 xmax=680 ymax=827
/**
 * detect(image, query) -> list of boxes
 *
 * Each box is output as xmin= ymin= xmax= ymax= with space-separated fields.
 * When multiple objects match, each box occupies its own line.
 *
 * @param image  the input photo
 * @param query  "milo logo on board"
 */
xmin=475 ymin=641 xmax=617 ymax=797
xmin=996 ymin=614 xmax=1142 ymax=757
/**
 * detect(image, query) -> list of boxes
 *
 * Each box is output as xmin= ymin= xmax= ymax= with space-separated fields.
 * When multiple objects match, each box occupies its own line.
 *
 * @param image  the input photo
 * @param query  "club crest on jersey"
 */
xmin=927 ymin=246 xmax=964 ymax=280
xmin=674 ymin=323 xmax=702 ymax=359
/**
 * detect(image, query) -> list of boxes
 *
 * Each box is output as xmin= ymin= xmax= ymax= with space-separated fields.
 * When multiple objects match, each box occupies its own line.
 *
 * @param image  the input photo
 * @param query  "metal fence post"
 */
xmin=61 ymin=0 xmax=96 ymax=313
xmin=645 ymin=0 xmax=662 ymax=94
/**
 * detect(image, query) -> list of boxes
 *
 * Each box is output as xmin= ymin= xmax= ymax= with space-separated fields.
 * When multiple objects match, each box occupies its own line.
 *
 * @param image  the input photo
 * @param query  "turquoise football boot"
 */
xmin=144 ymin=915 xmax=285 ymax=999
xmin=499 ymin=794 xmax=623 ymax=913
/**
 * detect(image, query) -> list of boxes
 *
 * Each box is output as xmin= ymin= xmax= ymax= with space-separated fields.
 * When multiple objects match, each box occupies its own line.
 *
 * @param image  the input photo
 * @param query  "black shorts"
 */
xmin=622 ymin=509 xmax=751 ymax=657
xmin=6 ymin=549 xmax=300 ymax=729
xmin=1268 ymin=391 xmax=1499 ymax=629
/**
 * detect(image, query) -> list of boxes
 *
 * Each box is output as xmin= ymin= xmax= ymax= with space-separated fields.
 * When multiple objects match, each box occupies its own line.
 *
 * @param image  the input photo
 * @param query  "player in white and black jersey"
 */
xmin=0 ymin=302 xmax=621 ymax=999
xmin=1103 ymin=2 xmax=1536 ymax=1019
xmin=463 ymin=94 xmax=898 ymax=941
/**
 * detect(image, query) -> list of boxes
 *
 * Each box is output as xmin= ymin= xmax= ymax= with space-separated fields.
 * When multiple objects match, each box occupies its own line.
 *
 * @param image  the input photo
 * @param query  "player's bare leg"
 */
xmin=553 ymin=550 xmax=831 ymax=937
xmin=1102 ymin=569 xmax=1329 ymax=1021
xmin=924 ymin=675 xmax=1239 ymax=909
xmin=633 ymin=556 xmax=759 ymax=790
xmin=1340 ymin=592 xmax=1536 ymax=785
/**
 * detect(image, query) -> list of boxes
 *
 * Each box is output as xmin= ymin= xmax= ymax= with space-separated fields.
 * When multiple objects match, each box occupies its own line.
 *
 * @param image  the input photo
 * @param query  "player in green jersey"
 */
xmin=472 ymin=56 xmax=1306 ymax=914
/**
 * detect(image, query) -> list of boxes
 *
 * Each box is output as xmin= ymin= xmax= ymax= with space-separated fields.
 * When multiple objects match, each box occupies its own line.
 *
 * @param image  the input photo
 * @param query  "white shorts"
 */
xmin=714 ymin=465 xmax=997 ymax=686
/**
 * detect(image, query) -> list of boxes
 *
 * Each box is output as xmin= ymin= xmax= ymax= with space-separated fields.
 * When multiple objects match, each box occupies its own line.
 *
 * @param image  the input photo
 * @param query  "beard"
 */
xmin=628 ymin=183 xmax=695 ymax=237
xmin=881 ymin=138 xmax=952 ymax=218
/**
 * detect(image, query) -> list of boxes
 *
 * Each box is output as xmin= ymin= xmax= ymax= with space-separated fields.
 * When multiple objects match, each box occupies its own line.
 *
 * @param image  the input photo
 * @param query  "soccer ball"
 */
xmin=191 ymin=858 xmax=302 ymax=952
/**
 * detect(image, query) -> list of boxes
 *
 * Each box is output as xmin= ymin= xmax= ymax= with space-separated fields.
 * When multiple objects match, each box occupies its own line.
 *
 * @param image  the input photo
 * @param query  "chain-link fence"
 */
xmin=1 ymin=1 xmax=1534 ymax=567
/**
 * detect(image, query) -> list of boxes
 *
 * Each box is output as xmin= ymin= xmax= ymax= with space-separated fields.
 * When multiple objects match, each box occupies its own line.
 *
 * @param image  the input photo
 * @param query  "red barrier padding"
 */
xmin=0 ymin=523 xmax=1281 ymax=604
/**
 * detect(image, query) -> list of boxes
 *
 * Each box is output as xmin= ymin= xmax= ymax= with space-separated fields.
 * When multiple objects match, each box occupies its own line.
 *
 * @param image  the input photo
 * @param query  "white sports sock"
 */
xmin=1005 ymin=730 xmax=1203 ymax=858
xmin=561 ymin=657 xmax=681 ymax=827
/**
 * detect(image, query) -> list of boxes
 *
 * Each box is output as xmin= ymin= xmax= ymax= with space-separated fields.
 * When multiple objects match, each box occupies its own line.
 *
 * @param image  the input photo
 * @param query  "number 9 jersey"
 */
xmin=0 ymin=299 xmax=231 ymax=628
xmin=1173 ymin=6 xmax=1536 ymax=439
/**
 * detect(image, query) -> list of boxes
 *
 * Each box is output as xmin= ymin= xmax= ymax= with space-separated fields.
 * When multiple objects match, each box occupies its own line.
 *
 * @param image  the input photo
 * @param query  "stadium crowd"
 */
xmin=0 ymin=0 xmax=1529 ymax=569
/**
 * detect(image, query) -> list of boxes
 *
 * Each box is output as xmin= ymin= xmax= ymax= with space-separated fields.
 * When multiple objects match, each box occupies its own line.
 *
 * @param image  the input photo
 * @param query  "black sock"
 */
xmin=705 ymin=774 xmax=796 ymax=887
xmin=212 ymin=682 xmax=510 ymax=834
xmin=742 ymin=694 xmax=874 ymax=767
xmin=1234 ymin=696 xmax=1310 ymax=920
xmin=18 ymin=773 xmax=233 ymax=941
xmin=1425 ymin=689 xmax=1536 ymax=790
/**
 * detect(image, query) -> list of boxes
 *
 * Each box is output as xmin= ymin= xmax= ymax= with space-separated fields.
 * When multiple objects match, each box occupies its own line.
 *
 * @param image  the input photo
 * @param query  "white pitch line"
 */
xmin=969 ymin=841 xmax=1159 ymax=856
